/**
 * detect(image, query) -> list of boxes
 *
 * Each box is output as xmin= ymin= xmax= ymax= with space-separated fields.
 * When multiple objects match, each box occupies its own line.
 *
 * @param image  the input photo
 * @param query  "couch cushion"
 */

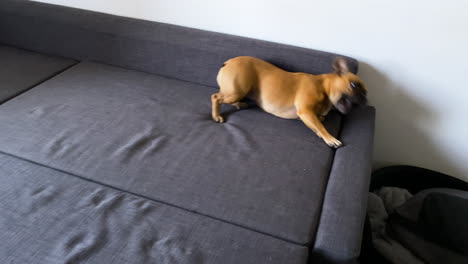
xmin=0 ymin=153 xmax=307 ymax=264
xmin=0 ymin=61 xmax=342 ymax=245
xmin=0 ymin=44 xmax=76 ymax=103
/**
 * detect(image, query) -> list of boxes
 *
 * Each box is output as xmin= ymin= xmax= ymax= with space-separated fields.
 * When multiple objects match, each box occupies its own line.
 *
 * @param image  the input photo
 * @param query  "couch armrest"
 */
xmin=311 ymin=106 xmax=376 ymax=264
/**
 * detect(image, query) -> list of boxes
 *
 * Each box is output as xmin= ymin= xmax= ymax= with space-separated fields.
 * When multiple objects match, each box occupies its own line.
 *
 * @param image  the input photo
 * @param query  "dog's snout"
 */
xmin=357 ymin=94 xmax=367 ymax=105
xmin=355 ymin=91 xmax=367 ymax=104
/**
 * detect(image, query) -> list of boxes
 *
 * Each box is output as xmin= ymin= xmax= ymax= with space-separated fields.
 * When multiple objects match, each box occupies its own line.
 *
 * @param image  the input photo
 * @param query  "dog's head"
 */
xmin=328 ymin=57 xmax=367 ymax=114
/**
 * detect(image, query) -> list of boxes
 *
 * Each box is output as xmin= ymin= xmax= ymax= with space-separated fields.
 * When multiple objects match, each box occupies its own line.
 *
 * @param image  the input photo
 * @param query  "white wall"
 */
xmin=34 ymin=0 xmax=468 ymax=180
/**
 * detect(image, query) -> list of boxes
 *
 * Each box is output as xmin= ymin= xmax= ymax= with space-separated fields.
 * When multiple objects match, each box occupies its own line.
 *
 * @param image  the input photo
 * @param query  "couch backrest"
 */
xmin=0 ymin=0 xmax=358 ymax=88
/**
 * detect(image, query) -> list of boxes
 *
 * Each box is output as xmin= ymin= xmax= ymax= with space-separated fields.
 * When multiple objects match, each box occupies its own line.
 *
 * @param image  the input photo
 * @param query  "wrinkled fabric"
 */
xmin=367 ymin=188 xmax=423 ymax=264
xmin=419 ymin=193 xmax=468 ymax=254
xmin=391 ymin=188 xmax=468 ymax=264
xmin=0 ymin=153 xmax=308 ymax=264
xmin=368 ymin=187 xmax=468 ymax=264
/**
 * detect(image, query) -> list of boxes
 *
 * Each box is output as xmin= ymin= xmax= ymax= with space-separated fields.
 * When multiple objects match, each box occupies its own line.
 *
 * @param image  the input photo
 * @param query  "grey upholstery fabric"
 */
xmin=0 ymin=2 xmax=377 ymax=262
xmin=311 ymin=106 xmax=376 ymax=264
xmin=0 ymin=0 xmax=357 ymax=88
xmin=0 ymin=61 xmax=343 ymax=245
xmin=0 ymin=44 xmax=76 ymax=103
xmin=0 ymin=153 xmax=308 ymax=264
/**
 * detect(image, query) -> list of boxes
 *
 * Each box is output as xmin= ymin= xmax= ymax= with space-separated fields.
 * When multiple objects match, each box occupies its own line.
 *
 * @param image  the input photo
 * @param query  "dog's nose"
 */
xmin=349 ymin=82 xmax=367 ymax=105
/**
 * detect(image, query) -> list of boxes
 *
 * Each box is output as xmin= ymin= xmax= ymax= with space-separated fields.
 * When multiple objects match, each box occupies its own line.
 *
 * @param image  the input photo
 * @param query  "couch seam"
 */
xmin=0 ymin=59 xmax=79 ymax=105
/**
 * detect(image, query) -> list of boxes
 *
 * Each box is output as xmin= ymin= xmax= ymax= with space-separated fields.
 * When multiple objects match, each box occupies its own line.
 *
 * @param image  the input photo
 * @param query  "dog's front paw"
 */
xmin=212 ymin=115 xmax=224 ymax=123
xmin=324 ymin=137 xmax=343 ymax=148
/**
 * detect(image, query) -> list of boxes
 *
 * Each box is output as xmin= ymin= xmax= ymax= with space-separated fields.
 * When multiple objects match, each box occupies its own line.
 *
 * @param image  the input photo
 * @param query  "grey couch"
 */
xmin=0 ymin=1 xmax=375 ymax=263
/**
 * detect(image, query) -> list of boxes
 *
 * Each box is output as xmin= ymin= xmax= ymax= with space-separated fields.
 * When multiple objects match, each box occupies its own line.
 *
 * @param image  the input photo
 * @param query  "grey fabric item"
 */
xmin=375 ymin=187 xmax=413 ymax=215
xmin=367 ymin=188 xmax=468 ymax=264
xmin=391 ymin=222 xmax=467 ymax=264
xmin=311 ymin=106 xmax=376 ymax=264
xmin=393 ymin=188 xmax=468 ymax=223
xmin=390 ymin=188 xmax=468 ymax=264
xmin=0 ymin=61 xmax=343 ymax=245
xmin=0 ymin=44 xmax=76 ymax=103
xmin=367 ymin=188 xmax=423 ymax=264
xmin=0 ymin=0 xmax=357 ymax=88
xmin=0 ymin=153 xmax=308 ymax=264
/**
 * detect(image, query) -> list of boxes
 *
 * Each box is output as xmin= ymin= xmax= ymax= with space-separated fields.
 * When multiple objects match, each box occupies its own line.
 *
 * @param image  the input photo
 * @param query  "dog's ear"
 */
xmin=333 ymin=57 xmax=349 ymax=76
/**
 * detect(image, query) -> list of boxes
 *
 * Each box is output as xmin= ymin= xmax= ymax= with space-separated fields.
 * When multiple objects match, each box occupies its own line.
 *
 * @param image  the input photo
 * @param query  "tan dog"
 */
xmin=211 ymin=56 xmax=367 ymax=148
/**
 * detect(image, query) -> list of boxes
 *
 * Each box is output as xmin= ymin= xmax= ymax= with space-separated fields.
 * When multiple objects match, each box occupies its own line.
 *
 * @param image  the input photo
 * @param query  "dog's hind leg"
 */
xmin=211 ymin=93 xmax=224 ymax=123
xmin=211 ymin=92 xmax=245 ymax=123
